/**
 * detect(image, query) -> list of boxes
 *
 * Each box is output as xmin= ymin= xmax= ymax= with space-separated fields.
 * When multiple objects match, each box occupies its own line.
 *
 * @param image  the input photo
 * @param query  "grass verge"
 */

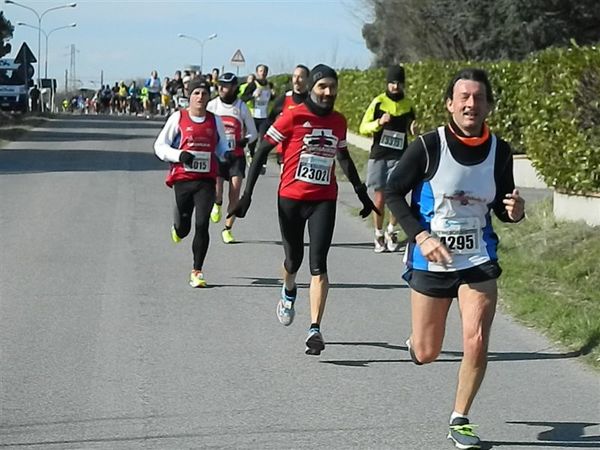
xmin=344 ymin=144 xmax=600 ymax=369
xmin=496 ymin=199 xmax=600 ymax=369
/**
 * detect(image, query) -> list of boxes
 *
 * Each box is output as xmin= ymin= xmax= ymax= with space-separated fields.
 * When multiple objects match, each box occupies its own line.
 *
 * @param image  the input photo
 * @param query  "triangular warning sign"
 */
xmin=230 ymin=49 xmax=245 ymax=64
xmin=14 ymin=42 xmax=37 ymax=64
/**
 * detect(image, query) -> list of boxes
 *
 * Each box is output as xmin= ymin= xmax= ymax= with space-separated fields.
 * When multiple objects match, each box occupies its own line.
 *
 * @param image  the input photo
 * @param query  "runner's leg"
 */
xmin=454 ymin=279 xmax=497 ymax=415
xmin=191 ymin=180 xmax=216 ymax=270
xmin=224 ymin=175 xmax=243 ymax=229
xmin=173 ymin=181 xmax=196 ymax=239
xmin=278 ymin=197 xmax=306 ymax=277
xmin=373 ymin=190 xmax=385 ymax=230
xmin=409 ymin=290 xmax=452 ymax=363
xmin=307 ymin=200 xmax=336 ymax=325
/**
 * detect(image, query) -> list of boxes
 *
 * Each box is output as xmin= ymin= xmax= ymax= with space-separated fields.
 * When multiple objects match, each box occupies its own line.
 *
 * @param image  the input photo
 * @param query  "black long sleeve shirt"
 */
xmin=385 ymin=123 xmax=518 ymax=241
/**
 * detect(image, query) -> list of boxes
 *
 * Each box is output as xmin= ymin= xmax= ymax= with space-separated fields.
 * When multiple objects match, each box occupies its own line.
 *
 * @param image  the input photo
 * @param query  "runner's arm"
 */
xmin=492 ymin=141 xmax=523 ymax=222
xmin=242 ymin=112 xmax=292 ymax=198
xmin=154 ymin=112 xmax=183 ymax=163
xmin=384 ymin=139 xmax=429 ymax=240
xmin=336 ymin=147 xmax=364 ymax=190
xmin=358 ymin=98 xmax=382 ymax=136
xmin=214 ymin=116 xmax=229 ymax=161
xmin=243 ymin=139 xmax=276 ymax=197
xmin=268 ymin=93 xmax=285 ymax=121
xmin=240 ymin=82 xmax=256 ymax=103
xmin=241 ymin=102 xmax=258 ymax=144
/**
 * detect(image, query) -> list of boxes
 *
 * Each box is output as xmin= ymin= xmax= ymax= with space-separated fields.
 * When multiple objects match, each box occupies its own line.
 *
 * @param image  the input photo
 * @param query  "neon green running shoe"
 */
xmin=189 ymin=270 xmax=207 ymax=288
xmin=448 ymin=418 xmax=481 ymax=449
xmin=171 ymin=225 xmax=182 ymax=244
xmin=210 ymin=203 xmax=222 ymax=223
xmin=222 ymin=228 xmax=235 ymax=244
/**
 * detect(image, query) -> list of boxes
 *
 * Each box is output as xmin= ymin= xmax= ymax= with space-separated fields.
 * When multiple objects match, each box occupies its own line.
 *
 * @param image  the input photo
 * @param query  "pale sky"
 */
xmin=3 ymin=0 xmax=374 ymax=88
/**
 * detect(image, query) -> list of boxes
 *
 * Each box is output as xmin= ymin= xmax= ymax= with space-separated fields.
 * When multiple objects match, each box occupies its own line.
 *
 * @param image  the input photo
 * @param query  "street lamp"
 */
xmin=17 ymin=22 xmax=76 ymax=78
xmin=5 ymin=1 xmax=77 ymax=86
xmin=177 ymin=32 xmax=217 ymax=74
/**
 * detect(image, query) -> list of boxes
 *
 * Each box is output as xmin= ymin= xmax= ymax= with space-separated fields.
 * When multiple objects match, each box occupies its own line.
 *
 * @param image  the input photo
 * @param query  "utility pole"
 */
xmin=69 ymin=44 xmax=76 ymax=90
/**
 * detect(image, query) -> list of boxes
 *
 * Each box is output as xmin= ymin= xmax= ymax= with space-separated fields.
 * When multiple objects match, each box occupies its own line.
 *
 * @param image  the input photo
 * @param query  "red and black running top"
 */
xmin=264 ymin=103 xmax=348 ymax=201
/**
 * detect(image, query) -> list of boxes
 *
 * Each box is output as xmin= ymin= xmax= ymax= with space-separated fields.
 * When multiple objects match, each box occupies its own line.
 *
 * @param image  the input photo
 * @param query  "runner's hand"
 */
xmin=416 ymin=232 xmax=453 ymax=265
xmin=228 ymin=194 xmax=252 ymax=218
xmin=179 ymin=151 xmax=194 ymax=165
xmin=503 ymin=189 xmax=525 ymax=221
xmin=357 ymin=189 xmax=381 ymax=218
xmin=238 ymin=137 xmax=249 ymax=148
xmin=379 ymin=113 xmax=391 ymax=126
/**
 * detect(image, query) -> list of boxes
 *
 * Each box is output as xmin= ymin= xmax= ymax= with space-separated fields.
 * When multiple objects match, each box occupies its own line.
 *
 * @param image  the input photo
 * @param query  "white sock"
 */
xmin=387 ymin=223 xmax=395 ymax=234
xmin=375 ymin=228 xmax=384 ymax=237
xmin=450 ymin=411 xmax=468 ymax=423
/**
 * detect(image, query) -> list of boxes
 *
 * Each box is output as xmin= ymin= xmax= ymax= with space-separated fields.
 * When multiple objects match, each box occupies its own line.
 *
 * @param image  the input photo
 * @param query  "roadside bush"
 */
xmin=334 ymin=45 xmax=600 ymax=193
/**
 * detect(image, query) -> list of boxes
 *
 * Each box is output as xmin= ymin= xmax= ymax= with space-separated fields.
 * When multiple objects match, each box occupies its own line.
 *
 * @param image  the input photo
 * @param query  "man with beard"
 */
xmin=229 ymin=64 xmax=379 ymax=356
xmin=359 ymin=65 xmax=418 ymax=253
xmin=269 ymin=64 xmax=310 ymax=169
xmin=207 ymin=72 xmax=258 ymax=243
xmin=240 ymin=64 xmax=275 ymax=173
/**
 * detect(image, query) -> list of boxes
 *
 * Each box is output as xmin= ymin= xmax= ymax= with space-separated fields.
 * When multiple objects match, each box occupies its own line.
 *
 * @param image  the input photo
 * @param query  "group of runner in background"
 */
xmin=61 ymin=67 xmax=224 ymax=117
xmin=150 ymin=60 xmax=525 ymax=450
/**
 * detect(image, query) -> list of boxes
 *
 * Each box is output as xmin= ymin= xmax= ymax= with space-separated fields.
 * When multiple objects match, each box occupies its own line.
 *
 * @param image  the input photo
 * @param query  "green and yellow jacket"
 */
xmin=359 ymin=93 xmax=415 ymax=160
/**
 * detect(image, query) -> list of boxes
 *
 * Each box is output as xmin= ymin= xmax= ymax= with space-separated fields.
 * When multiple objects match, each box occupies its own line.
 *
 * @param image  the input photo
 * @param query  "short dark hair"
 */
xmin=295 ymin=64 xmax=309 ymax=76
xmin=256 ymin=64 xmax=269 ymax=72
xmin=445 ymin=68 xmax=494 ymax=104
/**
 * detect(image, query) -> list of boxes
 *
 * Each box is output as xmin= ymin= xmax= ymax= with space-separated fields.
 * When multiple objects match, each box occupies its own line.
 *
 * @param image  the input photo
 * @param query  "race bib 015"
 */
xmin=183 ymin=151 xmax=211 ymax=173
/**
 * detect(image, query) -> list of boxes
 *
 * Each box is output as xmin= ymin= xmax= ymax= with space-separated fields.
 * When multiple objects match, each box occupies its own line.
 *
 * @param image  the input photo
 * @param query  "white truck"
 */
xmin=0 ymin=58 xmax=28 ymax=113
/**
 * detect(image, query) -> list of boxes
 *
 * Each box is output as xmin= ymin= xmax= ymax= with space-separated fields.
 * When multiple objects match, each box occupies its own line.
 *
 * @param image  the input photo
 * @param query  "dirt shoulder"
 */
xmin=0 ymin=112 xmax=51 ymax=148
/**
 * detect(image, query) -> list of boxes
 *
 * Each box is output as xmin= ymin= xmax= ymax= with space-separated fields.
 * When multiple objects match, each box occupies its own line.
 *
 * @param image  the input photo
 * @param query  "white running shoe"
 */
xmin=276 ymin=285 xmax=296 ymax=326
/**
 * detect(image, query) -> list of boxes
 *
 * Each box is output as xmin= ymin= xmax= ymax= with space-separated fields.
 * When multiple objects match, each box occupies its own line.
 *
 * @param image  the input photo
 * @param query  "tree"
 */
xmin=361 ymin=0 xmax=600 ymax=65
xmin=1 ymin=11 xmax=14 ymax=58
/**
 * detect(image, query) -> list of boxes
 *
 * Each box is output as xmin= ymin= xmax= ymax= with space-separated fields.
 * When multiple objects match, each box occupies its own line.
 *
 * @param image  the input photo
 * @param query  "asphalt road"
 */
xmin=0 ymin=114 xmax=597 ymax=450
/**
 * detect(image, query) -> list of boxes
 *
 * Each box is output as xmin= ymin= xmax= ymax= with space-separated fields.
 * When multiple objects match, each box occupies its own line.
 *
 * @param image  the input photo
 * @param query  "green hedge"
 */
xmin=271 ymin=45 xmax=599 ymax=193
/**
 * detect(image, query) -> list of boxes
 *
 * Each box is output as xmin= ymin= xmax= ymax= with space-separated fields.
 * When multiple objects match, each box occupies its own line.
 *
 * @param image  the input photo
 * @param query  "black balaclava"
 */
xmin=385 ymin=65 xmax=405 ymax=101
xmin=305 ymin=64 xmax=338 ymax=116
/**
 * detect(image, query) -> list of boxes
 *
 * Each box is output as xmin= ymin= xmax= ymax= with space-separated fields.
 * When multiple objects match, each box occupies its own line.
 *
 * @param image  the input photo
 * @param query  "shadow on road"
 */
xmin=54 ymin=114 xmax=164 ymax=129
xmin=18 ymin=130 xmax=145 ymax=142
xmin=0 ymin=149 xmax=164 ymax=173
xmin=482 ymin=420 xmax=600 ymax=448
xmin=320 ymin=341 xmax=591 ymax=366
xmin=232 ymin=239 xmax=405 ymax=252
xmin=212 ymin=277 xmax=407 ymax=290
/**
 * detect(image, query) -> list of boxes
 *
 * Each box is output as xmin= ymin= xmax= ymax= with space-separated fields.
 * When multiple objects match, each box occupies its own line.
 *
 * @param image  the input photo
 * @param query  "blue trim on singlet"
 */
xmin=173 ymin=130 xmax=181 ymax=150
xmin=482 ymin=211 xmax=498 ymax=260
xmin=406 ymin=180 xmax=435 ymax=270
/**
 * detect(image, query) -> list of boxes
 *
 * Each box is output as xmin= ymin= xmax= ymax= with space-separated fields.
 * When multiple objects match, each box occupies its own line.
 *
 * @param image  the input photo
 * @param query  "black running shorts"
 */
xmin=218 ymin=154 xmax=246 ymax=181
xmin=402 ymin=261 xmax=502 ymax=298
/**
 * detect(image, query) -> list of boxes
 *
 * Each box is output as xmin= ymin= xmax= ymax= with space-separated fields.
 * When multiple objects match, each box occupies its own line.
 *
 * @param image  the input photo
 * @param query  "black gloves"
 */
xmin=179 ymin=151 xmax=194 ymax=165
xmin=238 ymin=137 xmax=249 ymax=148
xmin=355 ymin=183 xmax=381 ymax=218
xmin=228 ymin=194 xmax=252 ymax=218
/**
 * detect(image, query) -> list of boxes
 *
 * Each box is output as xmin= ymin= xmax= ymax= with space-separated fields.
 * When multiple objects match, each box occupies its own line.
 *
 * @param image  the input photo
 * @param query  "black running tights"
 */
xmin=278 ymin=197 xmax=336 ymax=276
xmin=173 ymin=179 xmax=216 ymax=270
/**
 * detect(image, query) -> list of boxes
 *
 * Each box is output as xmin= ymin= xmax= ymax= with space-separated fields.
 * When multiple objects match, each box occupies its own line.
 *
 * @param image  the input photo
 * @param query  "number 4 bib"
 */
xmin=295 ymin=153 xmax=334 ymax=185
xmin=430 ymin=217 xmax=481 ymax=255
